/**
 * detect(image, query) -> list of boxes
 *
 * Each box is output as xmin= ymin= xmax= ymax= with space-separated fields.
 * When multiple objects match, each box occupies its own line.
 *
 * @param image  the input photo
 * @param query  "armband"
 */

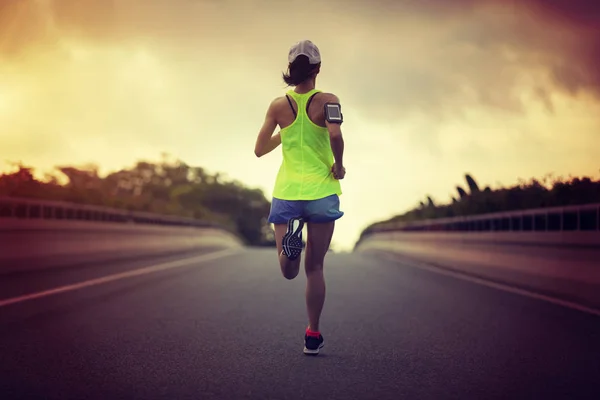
xmin=324 ymin=103 xmax=343 ymax=124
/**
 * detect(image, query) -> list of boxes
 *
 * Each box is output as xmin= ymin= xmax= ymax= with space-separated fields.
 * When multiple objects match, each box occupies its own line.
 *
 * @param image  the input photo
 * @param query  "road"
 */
xmin=1 ymin=247 xmax=599 ymax=399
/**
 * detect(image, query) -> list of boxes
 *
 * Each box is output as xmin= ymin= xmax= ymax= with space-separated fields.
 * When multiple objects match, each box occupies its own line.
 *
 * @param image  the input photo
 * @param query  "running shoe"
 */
xmin=282 ymin=217 xmax=304 ymax=260
xmin=303 ymin=331 xmax=324 ymax=355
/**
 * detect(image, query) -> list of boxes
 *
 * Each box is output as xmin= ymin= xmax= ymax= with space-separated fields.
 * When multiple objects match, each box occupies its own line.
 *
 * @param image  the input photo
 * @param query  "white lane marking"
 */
xmin=0 ymin=248 xmax=240 ymax=308
xmin=378 ymin=252 xmax=600 ymax=318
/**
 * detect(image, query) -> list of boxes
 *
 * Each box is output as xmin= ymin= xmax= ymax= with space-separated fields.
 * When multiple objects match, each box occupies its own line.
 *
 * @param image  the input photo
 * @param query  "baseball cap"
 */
xmin=288 ymin=40 xmax=321 ymax=64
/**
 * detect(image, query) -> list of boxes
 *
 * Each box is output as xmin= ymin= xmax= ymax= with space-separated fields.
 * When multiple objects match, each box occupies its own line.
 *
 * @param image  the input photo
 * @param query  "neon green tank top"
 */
xmin=272 ymin=89 xmax=342 ymax=200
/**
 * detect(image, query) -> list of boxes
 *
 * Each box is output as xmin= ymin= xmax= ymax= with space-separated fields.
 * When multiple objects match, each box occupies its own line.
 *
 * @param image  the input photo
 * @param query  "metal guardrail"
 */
xmin=0 ymin=196 xmax=232 ymax=232
xmin=362 ymin=202 xmax=600 ymax=236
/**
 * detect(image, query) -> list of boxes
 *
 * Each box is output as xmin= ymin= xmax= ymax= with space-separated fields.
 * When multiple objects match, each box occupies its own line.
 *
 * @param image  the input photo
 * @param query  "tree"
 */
xmin=456 ymin=186 xmax=468 ymax=199
xmin=0 ymin=163 xmax=42 ymax=199
xmin=465 ymin=174 xmax=480 ymax=193
xmin=426 ymin=196 xmax=435 ymax=207
xmin=359 ymin=170 xmax=600 ymax=237
xmin=1 ymin=157 xmax=275 ymax=246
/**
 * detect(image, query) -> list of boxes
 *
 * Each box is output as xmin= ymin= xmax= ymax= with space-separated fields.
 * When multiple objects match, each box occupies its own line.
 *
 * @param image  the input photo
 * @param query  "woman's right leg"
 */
xmin=304 ymin=221 xmax=335 ymax=333
xmin=301 ymin=194 xmax=342 ymax=355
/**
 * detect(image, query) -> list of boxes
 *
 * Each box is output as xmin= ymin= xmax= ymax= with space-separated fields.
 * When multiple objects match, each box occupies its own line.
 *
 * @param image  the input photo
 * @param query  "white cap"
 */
xmin=288 ymin=40 xmax=321 ymax=64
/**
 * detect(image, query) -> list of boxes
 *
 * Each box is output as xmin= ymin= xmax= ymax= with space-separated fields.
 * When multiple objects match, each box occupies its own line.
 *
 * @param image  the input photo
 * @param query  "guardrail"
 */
xmin=0 ymin=196 xmax=232 ymax=233
xmin=0 ymin=196 xmax=243 ymax=273
xmin=360 ymin=202 xmax=600 ymax=238
xmin=355 ymin=202 xmax=600 ymax=310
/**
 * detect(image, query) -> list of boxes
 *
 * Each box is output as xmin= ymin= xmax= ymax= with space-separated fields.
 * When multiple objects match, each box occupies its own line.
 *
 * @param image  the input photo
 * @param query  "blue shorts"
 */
xmin=267 ymin=194 xmax=344 ymax=224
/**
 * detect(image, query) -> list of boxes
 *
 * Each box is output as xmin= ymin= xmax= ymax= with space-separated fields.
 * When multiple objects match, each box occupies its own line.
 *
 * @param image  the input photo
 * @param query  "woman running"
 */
xmin=254 ymin=39 xmax=346 ymax=355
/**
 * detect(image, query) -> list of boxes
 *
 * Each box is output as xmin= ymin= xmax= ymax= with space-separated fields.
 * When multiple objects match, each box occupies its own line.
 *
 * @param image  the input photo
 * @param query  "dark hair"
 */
xmin=282 ymin=55 xmax=321 ymax=86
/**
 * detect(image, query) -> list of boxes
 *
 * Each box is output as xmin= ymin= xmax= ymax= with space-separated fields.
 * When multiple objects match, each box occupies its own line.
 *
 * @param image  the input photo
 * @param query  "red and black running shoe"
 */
xmin=304 ymin=328 xmax=324 ymax=355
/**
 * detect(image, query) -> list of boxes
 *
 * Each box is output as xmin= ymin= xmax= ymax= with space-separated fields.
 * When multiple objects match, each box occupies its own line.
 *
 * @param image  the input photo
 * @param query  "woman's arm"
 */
xmin=257 ymin=132 xmax=281 ymax=157
xmin=323 ymin=93 xmax=345 ymax=176
xmin=254 ymin=99 xmax=282 ymax=158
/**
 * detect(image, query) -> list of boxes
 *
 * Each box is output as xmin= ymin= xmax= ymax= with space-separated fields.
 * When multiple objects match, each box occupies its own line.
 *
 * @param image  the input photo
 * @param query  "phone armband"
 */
xmin=324 ymin=103 xmax=343 ymax=124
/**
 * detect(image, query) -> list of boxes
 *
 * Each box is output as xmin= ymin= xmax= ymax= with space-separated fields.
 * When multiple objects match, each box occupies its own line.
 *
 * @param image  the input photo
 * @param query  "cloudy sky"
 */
xmin=2 ymin=0 xmax=599 ymax=250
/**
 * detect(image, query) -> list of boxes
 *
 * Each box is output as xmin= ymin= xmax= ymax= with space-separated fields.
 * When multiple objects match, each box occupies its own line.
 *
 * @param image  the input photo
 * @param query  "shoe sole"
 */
xmin=303 ymin=342 xmax=325 ymax=355
xmin=282 ymin=218 xmax=304 ymax=261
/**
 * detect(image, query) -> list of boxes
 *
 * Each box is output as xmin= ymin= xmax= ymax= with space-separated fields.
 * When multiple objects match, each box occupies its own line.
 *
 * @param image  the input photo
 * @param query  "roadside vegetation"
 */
xmin=361 ymin=172 xmax=600 ymax=233
xmin=0 ymin=157 xmax=275 ymax=246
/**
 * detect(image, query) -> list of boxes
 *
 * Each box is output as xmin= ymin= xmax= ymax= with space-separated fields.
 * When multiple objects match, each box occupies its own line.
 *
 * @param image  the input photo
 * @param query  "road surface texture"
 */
xmin=1 ymin=247 xmax=599 ymax=399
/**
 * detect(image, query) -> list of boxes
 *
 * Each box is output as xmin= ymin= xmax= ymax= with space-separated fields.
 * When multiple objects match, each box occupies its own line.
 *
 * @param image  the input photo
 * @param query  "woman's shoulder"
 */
xmin=267 ymin=95 xmax=291 ymax=110
xmin=315 ymin=91 xmax=340 ymax=103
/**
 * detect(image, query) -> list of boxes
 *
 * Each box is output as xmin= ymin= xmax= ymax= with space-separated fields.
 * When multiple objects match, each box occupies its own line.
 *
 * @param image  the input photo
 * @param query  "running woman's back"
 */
xmin=274 ymin=88 xmax=342 ymax=200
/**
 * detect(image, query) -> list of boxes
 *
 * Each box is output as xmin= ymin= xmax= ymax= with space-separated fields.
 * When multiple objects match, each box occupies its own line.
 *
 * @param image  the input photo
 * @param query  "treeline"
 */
xmin=0 ymin=158 xmax=275 ymax=246
xmin=364 ymin=172 xmax=600 ymax=231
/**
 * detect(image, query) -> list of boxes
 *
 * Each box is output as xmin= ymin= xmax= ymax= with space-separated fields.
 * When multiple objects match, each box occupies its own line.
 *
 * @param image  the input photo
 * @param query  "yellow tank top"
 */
xmin=272 ymin=89 xmax=342 ymax=200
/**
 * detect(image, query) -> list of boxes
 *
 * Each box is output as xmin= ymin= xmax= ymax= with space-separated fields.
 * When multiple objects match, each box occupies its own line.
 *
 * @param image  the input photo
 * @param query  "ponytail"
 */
xmin=282 ymin=55 xmax=320 ymax=86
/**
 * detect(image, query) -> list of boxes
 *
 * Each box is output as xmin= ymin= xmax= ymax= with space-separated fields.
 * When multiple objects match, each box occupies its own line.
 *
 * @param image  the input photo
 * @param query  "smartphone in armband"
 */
xmin=324 ymin=103 xmax=343 ymax=124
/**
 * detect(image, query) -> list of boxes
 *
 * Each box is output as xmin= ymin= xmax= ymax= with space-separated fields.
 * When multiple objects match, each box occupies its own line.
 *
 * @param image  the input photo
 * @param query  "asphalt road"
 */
xmin=1 ymin=247 xmax=599 ymax=399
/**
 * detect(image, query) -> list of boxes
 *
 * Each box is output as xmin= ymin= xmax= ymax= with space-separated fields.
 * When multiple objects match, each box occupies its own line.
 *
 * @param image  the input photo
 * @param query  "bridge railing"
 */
xmin=0 ymin=196 xmax=243 ymax=273
xmin=0 ymin=196 xmax=230 ymax=231
xmin=355 ymin=202 xmax=600 ymax=310
xmin=361 ymin=202 xmax=600 ymax=236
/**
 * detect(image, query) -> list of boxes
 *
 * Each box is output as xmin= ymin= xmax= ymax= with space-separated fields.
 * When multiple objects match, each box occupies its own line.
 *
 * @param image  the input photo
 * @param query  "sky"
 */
xmin=1 ymin=0 xmax=600 ymax=251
